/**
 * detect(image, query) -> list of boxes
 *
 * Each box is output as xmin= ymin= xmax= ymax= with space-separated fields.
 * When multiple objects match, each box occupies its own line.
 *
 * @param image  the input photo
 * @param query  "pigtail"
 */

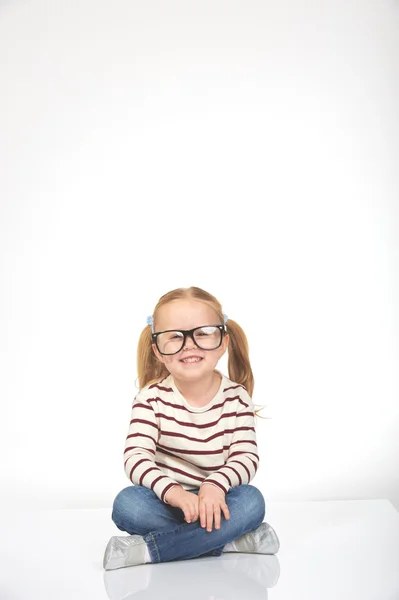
xmin=137 ymin=325 xmax=168 ymax=390
xmin=226 ymin=319 xmax=267 ymax=420
xmin=226 ymin=318 xmax=254 ymax=395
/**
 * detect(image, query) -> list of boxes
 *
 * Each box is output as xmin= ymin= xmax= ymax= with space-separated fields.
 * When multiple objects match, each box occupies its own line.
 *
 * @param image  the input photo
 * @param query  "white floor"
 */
xmin=1 ymin=499 xmax=399 ymax=599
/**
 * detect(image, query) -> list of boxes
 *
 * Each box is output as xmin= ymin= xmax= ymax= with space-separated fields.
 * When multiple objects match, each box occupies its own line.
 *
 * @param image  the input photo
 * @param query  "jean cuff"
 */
xmin=143 ymin=533 xmax=161 ymax=563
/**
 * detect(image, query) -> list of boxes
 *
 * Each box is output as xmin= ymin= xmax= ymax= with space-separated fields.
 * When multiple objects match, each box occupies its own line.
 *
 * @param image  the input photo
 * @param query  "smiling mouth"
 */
xmin=180 ymin=357 xmax=203 ymax=363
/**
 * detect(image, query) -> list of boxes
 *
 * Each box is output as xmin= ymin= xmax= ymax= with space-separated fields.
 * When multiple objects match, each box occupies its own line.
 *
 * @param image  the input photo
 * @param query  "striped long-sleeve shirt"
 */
xmin=123 ymin=372 xmax=259 ymax=502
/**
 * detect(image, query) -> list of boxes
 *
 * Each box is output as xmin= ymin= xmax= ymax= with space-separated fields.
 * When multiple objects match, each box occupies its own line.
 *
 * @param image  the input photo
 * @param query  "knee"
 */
xmin=240 ymin=485 xmax=266 ymax=523
xmin=112 ymin=486 xmax=132 ymax=511
xmin=111 ymin=486 xmax=144 ymax=529
xmin=111 ymin=485 xmax=169 ymax=535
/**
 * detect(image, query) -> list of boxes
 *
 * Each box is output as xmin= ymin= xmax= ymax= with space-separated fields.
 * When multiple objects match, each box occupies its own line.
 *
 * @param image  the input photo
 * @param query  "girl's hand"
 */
xmin=164 ymin=486 xmax=199 ymax=524
xmin=198 ymin=483 xmax=230 ymax=532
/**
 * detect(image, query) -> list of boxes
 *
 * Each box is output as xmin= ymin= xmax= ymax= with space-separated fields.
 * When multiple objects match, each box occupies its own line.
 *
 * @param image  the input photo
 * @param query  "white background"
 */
xmin=1 ymin=0 xmax=398 ymax=511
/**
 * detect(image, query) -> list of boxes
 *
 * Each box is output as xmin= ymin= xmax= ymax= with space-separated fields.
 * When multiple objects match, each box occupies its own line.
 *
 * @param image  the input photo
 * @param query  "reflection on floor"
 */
xmin=104 ymin=553 xmax=280 ymax=600
xmin=1 ymin=499 xmax=399 ymax=599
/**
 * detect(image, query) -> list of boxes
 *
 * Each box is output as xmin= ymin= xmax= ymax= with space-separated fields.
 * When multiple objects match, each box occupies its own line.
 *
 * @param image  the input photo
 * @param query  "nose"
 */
xmin=183 ymin=331 xmax=198 ymax=349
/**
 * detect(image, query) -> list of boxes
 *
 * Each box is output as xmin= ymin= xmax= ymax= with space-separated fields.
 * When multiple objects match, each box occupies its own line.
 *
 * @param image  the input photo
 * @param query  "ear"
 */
xmin=220 ymin=333 xmax=229 ymax=356
xmin=152 ymin=343 xmax=165 ymax=364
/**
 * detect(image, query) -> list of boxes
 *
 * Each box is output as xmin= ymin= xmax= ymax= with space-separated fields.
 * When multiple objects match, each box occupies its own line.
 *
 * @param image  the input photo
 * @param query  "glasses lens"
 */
xmin=193 ymin=326 xmax=222 ymax=350
xmin=156 ymin=331 xmax=185 ymax=355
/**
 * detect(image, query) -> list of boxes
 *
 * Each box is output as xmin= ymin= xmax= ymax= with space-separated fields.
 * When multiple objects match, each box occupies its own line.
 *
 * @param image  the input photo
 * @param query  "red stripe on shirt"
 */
xmin=156 ymin=443 xmax=224 ymax=456
xmin=151 ymin=475 xmax=168 ymax=490
xmin=149 ymin=383 xmax=173 ymax=392
xmin=127 ymin=433 xmax=158 ymax=445
xmin=125 ymin=446 xmax=156 ymax=455
xmin=160 ymin=430 xmax=225 ymax=443
xmin=155 ymin=461 xmax=205 ymax=483
xmin=139 ymin=467 xmax=158 ymax=485
xmin=223 ymin=464 xmax=242 ymax=485
xmin=223 ymin=385 xmax=246 ymax=392
xmin=130 ymin=418 xmax=158 ymax=429
xmin=203 ymin=479 xmax=228 ymax=493
xmin=154 ymin=411 xmax=253 ymax=429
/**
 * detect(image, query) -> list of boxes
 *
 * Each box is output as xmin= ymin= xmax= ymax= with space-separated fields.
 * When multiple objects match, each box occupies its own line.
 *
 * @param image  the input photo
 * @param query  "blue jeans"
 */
xmin=111 ymin=484 xmax=266 ymax=564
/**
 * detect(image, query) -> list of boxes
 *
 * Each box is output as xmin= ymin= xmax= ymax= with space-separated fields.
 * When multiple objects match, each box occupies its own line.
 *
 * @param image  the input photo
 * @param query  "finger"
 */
xmin=190 ymin=502 xmax=198 ymax=521
xmin=206 ymin=505 xmax=214 ymax=532
xmin=214 ymin=506 xmax=221 ymax=530
xmin=182 ymin=503 xmax=193 ymax=523
xmin=199 ymin=503 xmax=207 ymax=528
xmin=221 ymin=502 xmax=230 ymax=520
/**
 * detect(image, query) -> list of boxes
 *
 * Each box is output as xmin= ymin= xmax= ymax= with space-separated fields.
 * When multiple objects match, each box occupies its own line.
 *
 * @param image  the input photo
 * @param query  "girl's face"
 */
xmin=152 ymin=299 xmax=229 ymax=383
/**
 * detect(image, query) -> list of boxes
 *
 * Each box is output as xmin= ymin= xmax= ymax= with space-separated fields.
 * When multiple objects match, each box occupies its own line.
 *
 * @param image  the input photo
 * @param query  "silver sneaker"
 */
xmin=233 ymin=522 xmax=280 ymax=554
xmin=103 ymin=534 xmax=147 ymax=570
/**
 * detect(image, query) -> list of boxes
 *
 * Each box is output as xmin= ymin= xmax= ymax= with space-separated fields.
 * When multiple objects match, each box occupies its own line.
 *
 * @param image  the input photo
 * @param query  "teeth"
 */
xmin=182 ymin=357 xmax=201 ymax=363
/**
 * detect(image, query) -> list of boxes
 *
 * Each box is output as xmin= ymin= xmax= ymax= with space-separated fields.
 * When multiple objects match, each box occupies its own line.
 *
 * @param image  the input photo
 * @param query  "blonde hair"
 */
xmin=137 ymin=286 xmax=267 ymax=419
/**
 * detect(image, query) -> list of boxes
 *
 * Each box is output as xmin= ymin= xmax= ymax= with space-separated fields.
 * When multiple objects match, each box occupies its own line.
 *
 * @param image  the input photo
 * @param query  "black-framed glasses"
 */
xmin=152 ymin=325 xmax=226 ymax=356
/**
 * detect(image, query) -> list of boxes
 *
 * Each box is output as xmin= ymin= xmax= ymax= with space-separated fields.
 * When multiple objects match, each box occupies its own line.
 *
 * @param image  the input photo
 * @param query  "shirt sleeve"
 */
xmin=200 ymin=392 xmax=259 ymax=493
xmin=123 ymin=392 xmax=182 ymax=502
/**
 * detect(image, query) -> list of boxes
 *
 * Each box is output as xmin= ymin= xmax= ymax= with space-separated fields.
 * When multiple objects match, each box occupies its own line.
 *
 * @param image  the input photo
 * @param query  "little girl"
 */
xmin=103 ymin=286 xmax=280 ymax=569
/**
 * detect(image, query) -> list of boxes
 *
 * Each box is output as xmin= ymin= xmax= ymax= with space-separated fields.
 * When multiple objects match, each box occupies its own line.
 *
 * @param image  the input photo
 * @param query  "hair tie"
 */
xmin=146 ymin=315 xmax=154 ymax=333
